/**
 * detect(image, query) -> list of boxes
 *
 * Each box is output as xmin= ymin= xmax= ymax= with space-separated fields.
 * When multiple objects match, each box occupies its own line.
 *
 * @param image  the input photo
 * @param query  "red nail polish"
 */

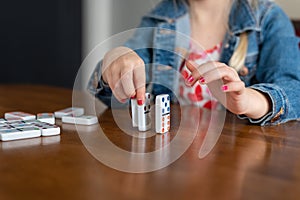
xmin=199 ymin=77 xmax=205 ymax=84
xmin=187 ymin=76 xmax=194 ymax=83
xmin=130 ymin=95 xmax=136 ymax=99
xmin=137 ymin=99 xmax=143 ymax=105
xmin=221 ymin=85 xmax=228 ymax=91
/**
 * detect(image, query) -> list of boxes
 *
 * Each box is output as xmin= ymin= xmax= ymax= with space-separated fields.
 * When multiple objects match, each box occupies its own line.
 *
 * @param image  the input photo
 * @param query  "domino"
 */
xmin=37 ymin=113 xmax=55 ymax=124
xmin=4 ymin=112 xmax=36 ymax=121
xmin=23 ymin=119 xmax=40 ymax=124
xmin=31 ymin=122 xmax=60 ymax=136
xmin=0 ymin=127 xmax=41 ymax=141
xmin=62 ymin=123 xmax=99 ymax=132
xmin=155 ymin=94 xmax=171 ymax=134
xmin=61 ymin=115 xmax=98 ymax=125
xmin=11 ymin=122 xmax=34 ymax=129
xmin=5 ymin=118 xmax=23 ymax=122
xmin=4 ymin=120 xmax=25 ymax=126
xmin=0 ymin=124 xmax=14 ymax=130
xmin=131 ymin=98 xmax=138 ymax=127
xmin=54 ymin=107 xmax=84 ymax=119
xmin=137 ymin=93 xmax=152 ymax=132
xmin=41 ymin=125 xmax=60 ymax=136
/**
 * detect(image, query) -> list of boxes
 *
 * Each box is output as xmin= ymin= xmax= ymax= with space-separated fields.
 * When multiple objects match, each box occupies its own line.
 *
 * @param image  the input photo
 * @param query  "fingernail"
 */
xmin=121 ymin=99 xmax=127 ymax=103
xmin=187 ymin=76 xmax=194 ymax=83
xmin=137 ymin=99 xmax=143 ymax=105
xmin=199 ymin=77 xmax=206 ymax=84
xmin=221 ymin=85 xmax=228 ymax=91
xmin=130 ymin=95 xmax=136 ymax=99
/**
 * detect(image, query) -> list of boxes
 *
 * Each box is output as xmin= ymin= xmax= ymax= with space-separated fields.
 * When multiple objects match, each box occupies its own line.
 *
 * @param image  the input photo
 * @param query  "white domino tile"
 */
xmin=37 ymin=113 xmax=55 ymax=124
xmin=131 ymin=99 xmax=138 ymax=127
xmin=4 ymin=112 xmax=36 ymax=121
xmin=54 ymin=107 xmax=84 ymax=119
xmin=0 ymin=127 xmax=41 ymax=141
xmin=137 ymin=93 xmax=152 ymax=132
xmin=155 ymin=94 xmax=171 ymax=134
xmin=61 ymin=115 xmax=98 ymax=125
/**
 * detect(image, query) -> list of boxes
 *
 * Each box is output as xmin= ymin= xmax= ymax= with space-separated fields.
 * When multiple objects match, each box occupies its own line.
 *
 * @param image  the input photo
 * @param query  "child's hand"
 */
xmin=102 ymin=46 xmax=146 ymax=104
xmin=185 ymin=61 xmax=270 ymax=119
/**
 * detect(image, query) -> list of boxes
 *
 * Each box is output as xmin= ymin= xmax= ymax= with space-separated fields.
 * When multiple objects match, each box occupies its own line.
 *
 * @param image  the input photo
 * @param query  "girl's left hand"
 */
xmin=185 ymin=61 xmax=270 ymax=119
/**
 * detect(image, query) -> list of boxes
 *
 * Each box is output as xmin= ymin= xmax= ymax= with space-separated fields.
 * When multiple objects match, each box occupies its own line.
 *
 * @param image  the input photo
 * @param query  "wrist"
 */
xmin=243 ymin=88 xmax=271 ymax=119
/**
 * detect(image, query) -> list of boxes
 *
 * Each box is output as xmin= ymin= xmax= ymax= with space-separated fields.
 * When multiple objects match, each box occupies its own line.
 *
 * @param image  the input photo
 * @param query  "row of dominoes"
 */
xmin=2 ymin=108 xmax=99 ymax=126
xmin=131 ymin=93 xmax=171 ymax=134
xmin=0 ymin=107 xmax=99 ymax=141
xmin=0 ymin=120 xmax=60 ymax=141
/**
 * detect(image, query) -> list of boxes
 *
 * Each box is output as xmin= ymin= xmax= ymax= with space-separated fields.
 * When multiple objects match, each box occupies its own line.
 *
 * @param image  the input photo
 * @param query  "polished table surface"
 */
xmin=1 ymin=84 xmax=300 ymax=200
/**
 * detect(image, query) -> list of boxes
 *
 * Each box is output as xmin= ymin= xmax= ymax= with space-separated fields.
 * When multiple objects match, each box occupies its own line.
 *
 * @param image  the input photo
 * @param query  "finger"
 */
xmin=200 ymin=65 xmax=240 ymax=85
xmin=110 ymin=81 xmax=128 ymax=103
xmin=107 ymin=65 xmax=128 ymax=102
xmin=186 ymin=61 xmax=227 ymax=86
xmin=221 ymin=81 xmax=245 ymax=94
xmin=135 ymin=86 xmax=146 ymax=105
xmin=186 ymin=61 xmax=225 ymax=74
xmin=185 ymin=61 xmax=199 ymax=86
xmin=133 ymin=65 xmax=146 ymax=105
xmin=185 ymin=60 xmax=197 ymax=73
xmin=120 ymin=65 xmax=136 ymax=98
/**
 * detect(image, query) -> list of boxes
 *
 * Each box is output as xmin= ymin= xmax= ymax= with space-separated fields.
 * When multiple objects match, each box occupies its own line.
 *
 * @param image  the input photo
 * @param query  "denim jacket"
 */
xmin=88 ymin=0 xmax=300 ymax=126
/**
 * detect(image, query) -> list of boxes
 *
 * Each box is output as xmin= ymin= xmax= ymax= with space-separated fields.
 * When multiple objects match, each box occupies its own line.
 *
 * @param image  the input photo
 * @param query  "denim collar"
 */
xmin=229 ymin=0 xmax=259 ymax=34
xmin=147 ymin=0 xmax=259 ymax=34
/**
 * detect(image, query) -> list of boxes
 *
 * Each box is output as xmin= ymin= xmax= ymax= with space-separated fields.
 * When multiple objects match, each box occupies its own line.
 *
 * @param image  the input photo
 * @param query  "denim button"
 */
xmin=271 ymin=107 xmax=284 ymax=123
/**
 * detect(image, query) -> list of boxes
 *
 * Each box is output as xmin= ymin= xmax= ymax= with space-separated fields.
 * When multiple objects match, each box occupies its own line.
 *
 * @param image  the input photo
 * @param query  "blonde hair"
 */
xmin=229 ymin=0 xmax=257 ymax=71
xmin=229 ymin=32 xmax=248 ymax=71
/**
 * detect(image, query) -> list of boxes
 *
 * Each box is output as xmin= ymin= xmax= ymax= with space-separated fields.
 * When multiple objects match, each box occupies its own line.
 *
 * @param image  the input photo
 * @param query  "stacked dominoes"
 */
xmin=0 ymin=108 xmax=98 ymax=141
xmin=131 ymin=94 xmax=171 ymax=134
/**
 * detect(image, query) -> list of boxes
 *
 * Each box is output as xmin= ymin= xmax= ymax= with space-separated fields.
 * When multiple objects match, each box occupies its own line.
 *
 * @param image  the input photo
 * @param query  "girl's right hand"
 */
xmin=102 ymin=46 xmax=146 ymax=105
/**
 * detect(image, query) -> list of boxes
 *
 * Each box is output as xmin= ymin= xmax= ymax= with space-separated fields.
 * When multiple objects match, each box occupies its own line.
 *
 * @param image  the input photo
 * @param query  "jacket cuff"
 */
xmin=87 ymin=61 xmax=112 ymax=96
xmin=237 ymin=83 xmax=287 ymax=126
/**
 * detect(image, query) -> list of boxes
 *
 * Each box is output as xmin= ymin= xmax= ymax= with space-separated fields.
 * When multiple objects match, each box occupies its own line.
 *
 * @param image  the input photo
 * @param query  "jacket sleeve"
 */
xmin=238 ymin=4 xmax=300 ymax=125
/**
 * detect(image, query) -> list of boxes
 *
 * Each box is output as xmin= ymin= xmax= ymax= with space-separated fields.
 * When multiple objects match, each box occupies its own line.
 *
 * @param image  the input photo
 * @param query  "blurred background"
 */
xmin=0 ymin=0 xmax=299 ymax=88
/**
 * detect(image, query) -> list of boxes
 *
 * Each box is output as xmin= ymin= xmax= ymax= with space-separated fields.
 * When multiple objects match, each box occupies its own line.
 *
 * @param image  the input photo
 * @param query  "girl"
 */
xmin=88 ymin=0 xmax=300 ymax=126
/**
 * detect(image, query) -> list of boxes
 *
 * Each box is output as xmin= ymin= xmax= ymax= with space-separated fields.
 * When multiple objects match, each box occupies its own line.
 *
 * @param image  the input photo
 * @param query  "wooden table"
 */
xmin=1 ymin=84 xmax=300 ymax=200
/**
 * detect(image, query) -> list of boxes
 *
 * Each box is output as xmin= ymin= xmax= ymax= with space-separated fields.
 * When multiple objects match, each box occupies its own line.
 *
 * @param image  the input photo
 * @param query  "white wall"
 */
xmin=276 ymin=0 xmax=300 ymax=19
xmin=82 ymin=0 xmax=112 ymax=58
xmin=82 ymin=0 xmax=161 ymax=58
